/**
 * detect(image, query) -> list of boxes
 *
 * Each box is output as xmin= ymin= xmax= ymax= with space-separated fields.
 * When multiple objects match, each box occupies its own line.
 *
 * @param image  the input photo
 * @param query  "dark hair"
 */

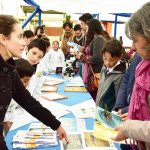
xmin=15 ymin=58 xmax=34 ymax=78
xmin=102 ymin=39 xmax=124 ymax=57
xmin=0 ymin=15 xmax=18 ymax=38
xmin=79 ymin=13 xmax=93 ymax=23
xmin=63 ymin=22 xmax=73 ymax=29
xmin=52 ymin=40 xmax=59 ymax=46
xmin=41 ymin=37 xmax=50 ymax=48
xmin=23 ymin=30 xmax=34 ymax=38
xmin=103 ymin=31 xmax=111 ymax=40
xmin=28 ymin=38 xmax=47 ymax=56
xmin=35 ymin=26 xmax=44 ymax=36
xmin=73 ymin=24 xmax=81 ymax=31
xmin=85 ymin=19 xmax=104 ymax=48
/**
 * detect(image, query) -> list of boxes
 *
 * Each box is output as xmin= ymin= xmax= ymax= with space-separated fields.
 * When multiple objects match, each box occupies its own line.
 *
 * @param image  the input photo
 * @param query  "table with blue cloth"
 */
xmin=5 ymin=74 xmax=122 ymax=150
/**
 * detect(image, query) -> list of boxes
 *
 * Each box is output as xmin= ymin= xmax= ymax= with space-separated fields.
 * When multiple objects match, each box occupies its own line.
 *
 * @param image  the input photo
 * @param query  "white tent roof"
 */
xmin=34 ymin=0 xmax=149 ymax=13
xmin=1 ymin=0 xmax=149 ymax=19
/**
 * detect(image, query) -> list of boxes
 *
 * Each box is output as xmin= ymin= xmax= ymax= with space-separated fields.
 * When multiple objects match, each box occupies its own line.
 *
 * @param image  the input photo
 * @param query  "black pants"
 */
xmin=121 ymin=144 xmax=139 ymax=150
xmin=0 ymin=138 xmax=8 ymax=150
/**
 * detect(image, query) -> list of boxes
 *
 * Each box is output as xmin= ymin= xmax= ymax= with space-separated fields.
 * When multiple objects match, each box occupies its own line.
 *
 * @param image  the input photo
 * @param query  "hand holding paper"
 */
xmin=111 ymin=125 xmax=127 ymax=141
xmin=57 ymin=125 xmax=69 ymax=143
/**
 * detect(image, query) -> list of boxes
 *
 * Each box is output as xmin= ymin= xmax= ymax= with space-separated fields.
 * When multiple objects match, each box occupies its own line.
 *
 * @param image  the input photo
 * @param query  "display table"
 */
xmin=5 ymin=74 xmax=121 ymax=150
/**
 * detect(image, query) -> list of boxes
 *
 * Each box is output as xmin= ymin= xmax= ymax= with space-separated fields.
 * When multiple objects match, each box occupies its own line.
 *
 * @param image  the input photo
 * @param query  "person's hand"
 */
xmin=120 ymin=113 xmax=128 ymax=121
xmin=76 ymin=52 xmax=82 ymax=59
xmin=111 ymin=125 xmax=127 ymax=141
xmin=56 ymin=125 xmax=69 ymax=143
xmin=117 ymin=109 xmax=122 ymax=115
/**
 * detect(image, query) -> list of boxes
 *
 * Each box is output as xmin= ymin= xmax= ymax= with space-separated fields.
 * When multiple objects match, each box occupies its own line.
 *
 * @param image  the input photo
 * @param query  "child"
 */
xmin=22 ymin=30 xmax=35 ymax=58
xmin=39 ymin=40 xmax=65 ymax=71
xmin=112 ymin=2 xmax=150 ymax=149
xmin=24 ymin=38 xmax=47 ymax=72
xmin=4 ymin=58 xmax=34 ymax=134
xmin=96 ymin=39 xmax=126 ymax=111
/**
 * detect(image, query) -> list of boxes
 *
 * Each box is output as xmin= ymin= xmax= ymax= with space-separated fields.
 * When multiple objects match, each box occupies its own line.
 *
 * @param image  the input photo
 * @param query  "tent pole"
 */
xmin=22 ymin=7 xmax=39 ymax=29
xmin=114 ymin=14 xmax=118 ymax=37
xmin=38 ymin=9 xmax=41 ymax=26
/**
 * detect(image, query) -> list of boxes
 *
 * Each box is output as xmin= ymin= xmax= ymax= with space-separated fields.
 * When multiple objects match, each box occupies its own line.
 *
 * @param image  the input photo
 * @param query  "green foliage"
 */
xmin=64 ymin=14 xmax=71 ymax=23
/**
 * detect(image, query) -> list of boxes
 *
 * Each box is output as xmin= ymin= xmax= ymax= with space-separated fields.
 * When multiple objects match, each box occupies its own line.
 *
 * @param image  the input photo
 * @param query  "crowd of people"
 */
xmin=0 ymin=1 xmax=150 ymax=150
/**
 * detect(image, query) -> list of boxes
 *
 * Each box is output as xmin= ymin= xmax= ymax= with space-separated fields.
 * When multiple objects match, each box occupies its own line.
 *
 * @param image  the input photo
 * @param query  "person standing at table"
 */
xmin=61 ymin=22 xmax=74 ymax=58
xmin=79 ymin=13 xmax=93 ymax=35
xmin=112 ymin=2 xmax=150 ymax=150
xmin=0 ymin=15 xmax=68 ymax=150
xmin=76 ymin=19 xmax=105 ymax=100
xmin=73 ymin=24 xmax=85 ymax=77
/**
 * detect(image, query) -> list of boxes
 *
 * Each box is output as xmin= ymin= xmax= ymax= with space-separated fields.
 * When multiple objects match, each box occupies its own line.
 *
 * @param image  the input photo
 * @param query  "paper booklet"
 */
xmin=43 ymin=80 xmax=63 ymax=86
xmin=60 ymin=132 xmax=85 ymax=150
xmin=65 ymin=76 xmax=84 ymax=87
xmin=71 ymin=107 xmax=95 ymax=119
xmin=41 ymin=92 xmax=68 ymax=101
xmin=64 ymin=86 xmax=87 ymax=92
xmin=60 ymin=118 xmax=86 ymax=132
xmin=41 ymin=85 xmax=58 ymax=92
xmin=96 ymin=107 xmax=122 ymax=128
xmin=67 ymin=41 xmax=82 ymax=49
xmin=93 ymin=121 xmax=118 ymax=143
xmin=83 ymin=130 xmax=116 ymax=150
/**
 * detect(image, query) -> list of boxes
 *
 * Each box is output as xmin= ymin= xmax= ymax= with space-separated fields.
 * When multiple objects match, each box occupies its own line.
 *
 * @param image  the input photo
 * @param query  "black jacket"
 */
xmin=0 ymin=56 xmax=60 ymax=150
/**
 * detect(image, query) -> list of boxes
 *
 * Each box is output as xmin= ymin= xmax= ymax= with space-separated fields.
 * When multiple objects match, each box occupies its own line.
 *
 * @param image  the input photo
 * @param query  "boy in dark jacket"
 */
xmin=96 ymin=39 xmax=126 ymax=111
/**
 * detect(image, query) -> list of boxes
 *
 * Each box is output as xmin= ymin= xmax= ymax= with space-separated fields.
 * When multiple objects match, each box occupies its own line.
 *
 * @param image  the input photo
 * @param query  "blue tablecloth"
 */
xmin=5 ymin=74 xmax=121 ymax=150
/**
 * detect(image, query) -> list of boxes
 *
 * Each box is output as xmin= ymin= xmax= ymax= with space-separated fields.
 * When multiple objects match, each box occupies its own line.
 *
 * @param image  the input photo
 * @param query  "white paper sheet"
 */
xmin=10 ymin=100 xmax=70 ymax=131
xmin=69 ymin=99 xmax=96 ymax=118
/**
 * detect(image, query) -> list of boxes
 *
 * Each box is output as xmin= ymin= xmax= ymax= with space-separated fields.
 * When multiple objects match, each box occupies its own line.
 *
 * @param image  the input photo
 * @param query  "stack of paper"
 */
xmin=41 ymin=85 xmax=58 ymax=92
xmin=12 ymin=122 xmax=58 ymax=149
xmin=64 ymin=86 xmax=87 ymax=92
xmin=65 ymin=76 xmax=84 ymax=87
xmin=43 ymin=80 xmax=63 ymax=86
xmin=41 ymin=92 xmax=68 ymax=101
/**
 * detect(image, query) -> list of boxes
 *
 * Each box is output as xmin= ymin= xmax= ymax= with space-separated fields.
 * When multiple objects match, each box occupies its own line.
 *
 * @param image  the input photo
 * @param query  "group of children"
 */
xmin=22 ymin=28 xmax=65 ymax=73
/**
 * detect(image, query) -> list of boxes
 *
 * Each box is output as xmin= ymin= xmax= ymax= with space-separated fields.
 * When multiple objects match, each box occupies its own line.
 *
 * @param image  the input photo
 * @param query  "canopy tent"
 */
xmin=1 ymin=0 xmax=149 ymax=40
xmin=22 ymin=0 xmax=141 ymax=36
xmin=35 ymin=0 xmax=149 ymax=14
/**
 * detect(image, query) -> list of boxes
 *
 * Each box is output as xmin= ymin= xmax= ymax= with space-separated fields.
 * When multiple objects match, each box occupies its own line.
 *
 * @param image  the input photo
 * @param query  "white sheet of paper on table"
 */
xmin=69 ymin=99 xmax=96 ymax=118
xmin=10 ymin=101 xmax=70 ymax=131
